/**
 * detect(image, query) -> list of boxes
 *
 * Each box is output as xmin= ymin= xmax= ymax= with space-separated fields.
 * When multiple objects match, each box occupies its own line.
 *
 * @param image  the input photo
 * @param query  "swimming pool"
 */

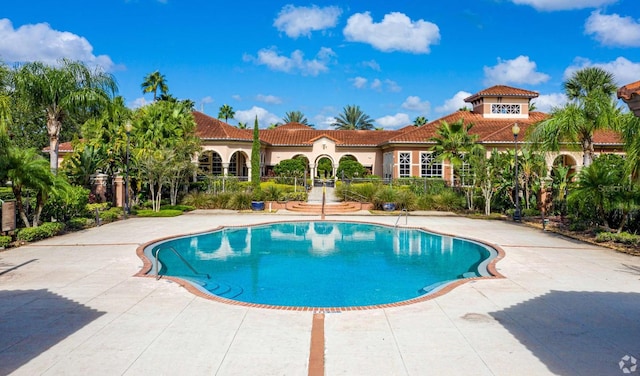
xmin=142 ymin=221 xmax=499 ymax=308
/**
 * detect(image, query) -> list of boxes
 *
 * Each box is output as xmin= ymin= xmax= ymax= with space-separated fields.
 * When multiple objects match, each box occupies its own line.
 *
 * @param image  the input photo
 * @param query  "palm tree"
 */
xmin=218 ymin=104 xmax=235 ymax=123
xmin=413 ymin=116 xmax=428 ymax=126
xmin=13 ymin=59 xmax=117 ymax=173
xmin=332 ymin=105 xmax=374 ymax=130
xmin=527 ymin=67 xmax=620 ymax=166
xmin=283 ymin=110 xmax=311 ymax=126
xmin=619 ymin=112 xmax=640 ymax=182
xmin=6 ymin=145 xmax=57 ymax=227
xmin=429 ymin=119 xmax=478 ymax=187
xmin=141 ymin=71 xmax=168 ymax=101
xmin=237 ymin=122 xmax=248 ymax=129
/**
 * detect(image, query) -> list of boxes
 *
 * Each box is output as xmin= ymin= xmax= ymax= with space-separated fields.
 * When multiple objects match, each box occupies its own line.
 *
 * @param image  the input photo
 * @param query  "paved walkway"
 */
xmin=2 ymin=212 xmax=640 ymax=375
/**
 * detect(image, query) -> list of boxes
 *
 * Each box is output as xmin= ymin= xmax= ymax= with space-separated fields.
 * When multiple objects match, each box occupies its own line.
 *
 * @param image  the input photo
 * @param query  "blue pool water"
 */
xmin=146 ymin=221 xmax=496 ymax=308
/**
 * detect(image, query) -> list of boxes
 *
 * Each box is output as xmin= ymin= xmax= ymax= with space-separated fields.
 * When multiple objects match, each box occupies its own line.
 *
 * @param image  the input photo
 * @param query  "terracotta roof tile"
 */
xmin=193 ymin=111 xmax=252 ymax=140
xmin=276 ymin=122 xmax=314 ymax=130
xmin=617 ymin=80 xmax=640 ymax=100
xmin=385 ymin=110 xmax=621 ymax=145
xmin=464 ymin=85 xmax=539 ymax=102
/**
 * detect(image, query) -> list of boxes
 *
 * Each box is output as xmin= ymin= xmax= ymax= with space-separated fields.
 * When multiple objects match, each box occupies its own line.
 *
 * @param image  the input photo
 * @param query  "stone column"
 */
xmin=113 ymin=175 xmax=124 ymax=208
xmin=91 ymin=173 xmax=109 ymax=203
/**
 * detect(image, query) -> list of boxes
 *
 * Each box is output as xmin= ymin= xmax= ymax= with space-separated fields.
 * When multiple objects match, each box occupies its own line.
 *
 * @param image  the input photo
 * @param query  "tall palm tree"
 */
xmin=527 ymin=67 xmax=620 ymax=166
xmin=332 ymin=105 xmax=374 ymax=130
xmin=218 ymin=104 xmax=235 ymax=123
xmin=619 ymin=112 xmax=640 ymax=182
xmin=141 ymin=71 xmax=168 ymax=101
xmin=413 ymin=116 xmax=428 ymax=126
xmin=283 ymin=110 xmax=311 ymax=126
xmin=13 ymin=59 xmax=118 ymax=173
xmin=429 ymin=119 xmax=478 ymax=187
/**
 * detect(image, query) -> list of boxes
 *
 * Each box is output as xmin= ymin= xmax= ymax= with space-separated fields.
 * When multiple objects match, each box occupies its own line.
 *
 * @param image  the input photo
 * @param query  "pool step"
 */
xmin=287 ymin=202 xmax=363 ymax=214
xmin=207 ymin=281 xmax=244 ymax=299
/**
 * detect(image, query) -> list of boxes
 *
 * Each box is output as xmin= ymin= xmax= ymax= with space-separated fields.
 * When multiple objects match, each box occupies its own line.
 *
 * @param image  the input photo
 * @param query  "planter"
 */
xmin=382 ymin=202 xmax=396 ymax=211
xmin=251 ymin=201 xmax=265 ymax=211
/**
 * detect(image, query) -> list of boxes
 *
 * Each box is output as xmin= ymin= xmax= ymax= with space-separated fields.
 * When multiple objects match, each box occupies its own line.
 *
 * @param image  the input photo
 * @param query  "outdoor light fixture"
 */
xmin=124 ymin=120 xmax=132 ymax=219
xmin=512 ymin=123 xmax=521 ymax=221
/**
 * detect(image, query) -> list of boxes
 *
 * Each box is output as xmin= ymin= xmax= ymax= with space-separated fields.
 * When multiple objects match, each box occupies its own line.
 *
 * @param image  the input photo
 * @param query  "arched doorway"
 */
xmin=198 ymin=151 xmax=223 ymax=175
xmin=229 ymin=151 xmax=248 ymax=180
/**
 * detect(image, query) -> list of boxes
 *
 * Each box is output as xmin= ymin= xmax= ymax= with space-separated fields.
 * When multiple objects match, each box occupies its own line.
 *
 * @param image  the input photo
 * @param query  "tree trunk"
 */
xmin=47 ymin=115 xmax=62 ymax=174
xmin=33 ymin=192 xmax=45 ymax=227
xmin=12 ymin=186 xmax=32 ymax=227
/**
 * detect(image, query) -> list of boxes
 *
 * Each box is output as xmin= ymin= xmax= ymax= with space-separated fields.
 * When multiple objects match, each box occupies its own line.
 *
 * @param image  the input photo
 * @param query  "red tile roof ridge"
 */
xmin=465 ymin=85 xmax=539 ymax=102
xmin=617 ymin=80 xmax=640 ymax=100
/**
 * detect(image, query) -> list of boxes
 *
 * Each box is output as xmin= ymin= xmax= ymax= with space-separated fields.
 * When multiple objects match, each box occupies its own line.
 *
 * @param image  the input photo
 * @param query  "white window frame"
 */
xmin=398 ymin=152 xmax=411 ymax=178
xmin=420 ymin=152 xmax=443 ymax=178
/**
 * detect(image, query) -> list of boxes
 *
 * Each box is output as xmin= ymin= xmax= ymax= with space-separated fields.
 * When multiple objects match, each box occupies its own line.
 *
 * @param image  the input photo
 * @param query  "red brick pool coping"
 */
xmin=134 ymin=219 xmax=506 ymax=376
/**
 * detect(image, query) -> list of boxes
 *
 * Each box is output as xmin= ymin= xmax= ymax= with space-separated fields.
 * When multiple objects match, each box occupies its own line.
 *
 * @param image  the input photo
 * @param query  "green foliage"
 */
xmin=181 ymin=191 xmax=215 ymax=208
xmin=595 ymin=231 xmax=640 ymax=246
xmin=331 ymin=105 xmax=374 ymax=130
xmin=67 ymin=217 xmax=92 ymax=230
xmin=396 ymin=189 xmax=418 ymax=210
xmin=0 ymin=235 xmax=11 ymax=248
xmin=0 ymin=187 xmax=14 ymax=201
xmin=99 ymin=207 xmax=122 ymax=223
xmin=263 ymin=185 xmax=283 ymax=201
xmin=227 ymin=192 xmax=252 ymax=210
xmin=522 ymin=208 xmax=541 ymax=217
xmin=42 ymin=185 xmax=90 ymax=223
xmin=417 ymin=190 xmax=466 ymax=211
xmin=337 ymin=159 xmax=366 ymax=179
xmin=16 ymin=222 xmax=65 ymax=242
xmin=87 ymin=202 xmax=110 ymax=213
xmin=285 ymin=191 xmax=307 ymax=201
xmin=160 ymin=205 xmax=195 ymax=212
xmin=273 ymin=158 xmax=306 ymax=177
xmin=373 ymin=187 xmax=398 ymax=209
xmin=136 ymin=209 xmax=183 ymax=217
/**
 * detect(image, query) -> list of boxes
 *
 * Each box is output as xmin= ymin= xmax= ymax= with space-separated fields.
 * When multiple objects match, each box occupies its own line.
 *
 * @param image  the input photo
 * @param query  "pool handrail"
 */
xmin=154 ymin=246 xmax=211 ymax=280
xmin=395 ymin=208 xmax=408 ymax=227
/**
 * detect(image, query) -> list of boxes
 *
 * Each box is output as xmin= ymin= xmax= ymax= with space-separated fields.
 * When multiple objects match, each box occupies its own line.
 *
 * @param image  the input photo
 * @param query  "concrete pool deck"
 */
xmin=1 ymin=212 xmax=640 ymax=375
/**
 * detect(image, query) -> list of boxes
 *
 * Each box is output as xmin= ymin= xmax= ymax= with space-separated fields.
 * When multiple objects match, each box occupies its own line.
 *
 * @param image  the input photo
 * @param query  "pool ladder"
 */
xmin=395 ymin=208 xmax=408 ymax=227
xmin=154 ymin=246 xmax=210 ymax=280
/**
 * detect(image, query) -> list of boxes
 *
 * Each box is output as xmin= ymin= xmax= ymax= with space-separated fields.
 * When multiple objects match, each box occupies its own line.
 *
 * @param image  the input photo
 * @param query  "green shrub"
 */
xmin=418 ymin=190 xmax=465 ymax=211
xmin=42 ymin=185 xmax=90 ymax=222
xmin=396 ymin=190 xmax=417 ymax=211
xmin=160 ymin=205 xmax=195 ymax=212
xmin=87 ymin=202 xmax=110 ymax=214
xmin=136 ymin=209 xmax=183 ymax=217
xmin=182 ymin=192 xmax=215 ymax=209
xmin=263 ymin=185 xmax=283 ymax=201
xmin=595 ymin=231 xmax=640 ymax=245
xmin=99 ymin=207 xmax=122 ymax=223
xmin=0 ymin=235 xmax=11 ymax=248
xmin=285 ymin=191 xmax=307 ymax=201
xmin=0 ymin=187 xmax=15 ymax=201
xmin=227 ymin=192 xmax=252 ymax=210
xmin=67 ymin=217 xmax=92 ymax=230
xmin=522 ymin=208 xmax=541 ymax=217
xmin=17 ymin=222 xmax=65 ymax=242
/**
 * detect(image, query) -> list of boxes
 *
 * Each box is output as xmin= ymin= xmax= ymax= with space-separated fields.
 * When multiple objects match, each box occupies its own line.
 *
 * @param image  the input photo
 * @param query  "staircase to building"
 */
xmin=289 ymin=184 xmax=366 ymax=214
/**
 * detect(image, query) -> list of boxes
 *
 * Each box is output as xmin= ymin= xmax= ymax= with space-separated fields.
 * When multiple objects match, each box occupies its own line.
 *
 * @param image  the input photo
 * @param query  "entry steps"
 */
xmin=287 ymin=202 xmax=362 ymax=214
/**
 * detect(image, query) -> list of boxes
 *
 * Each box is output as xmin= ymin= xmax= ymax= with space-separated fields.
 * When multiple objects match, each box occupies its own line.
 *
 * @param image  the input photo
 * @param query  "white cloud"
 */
xmin=247 ymin=47 xmax=335 ymax=76
xmin=200 ymin=96 xmax=214 ymax=104
xmin=0 ymin=18 xmax=117 ymax=71
xmin=370 ymin=78 xmax=382 ymax=90
xmin=232 ymin=94 xmax=242 ymax=101
xmin=532 ymin=93 xmax=567 ymax=113
xmin=375 ymin=113 xmax=411 ymax=129
xmin=435 ymin=91 xmax=472 ymax=113
xmin=129 ymin=97 xmax=150 ymax=109
xmin=483 ymin=55 xmax=550 ymax=86
xmin=352 ymin=76 xmax=368 ymax=89
xmin=273 ymin=5 xmax=342 ymax=38
xmin=343 ymin=12 xmax=440 ymax=54
xmin=509 ymin=0 xmax=618 ymax=11
xmin=401 ymin=96 xmax=431 ymax=113
xmin=361 ymin=60 xmax=381 ymax=71
xmin=235 ymin=106 xmax=281 ymax=126
xmin=256 ymin=94 xmax=282 ymax=104
xmin=385 ymin=79 xmax=401 ymax=93
xmin=564 ymin=56 xmax=640 ymax=86
xmin=351 ymin=77 xmax=401 ymax=92
xmin=585 ymin=11 xmax=640 ymax=47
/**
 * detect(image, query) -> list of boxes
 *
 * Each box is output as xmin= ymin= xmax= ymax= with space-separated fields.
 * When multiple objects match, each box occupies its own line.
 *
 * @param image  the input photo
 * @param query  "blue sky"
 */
xmin=1 ymin=0 xmax=639 ymax=129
